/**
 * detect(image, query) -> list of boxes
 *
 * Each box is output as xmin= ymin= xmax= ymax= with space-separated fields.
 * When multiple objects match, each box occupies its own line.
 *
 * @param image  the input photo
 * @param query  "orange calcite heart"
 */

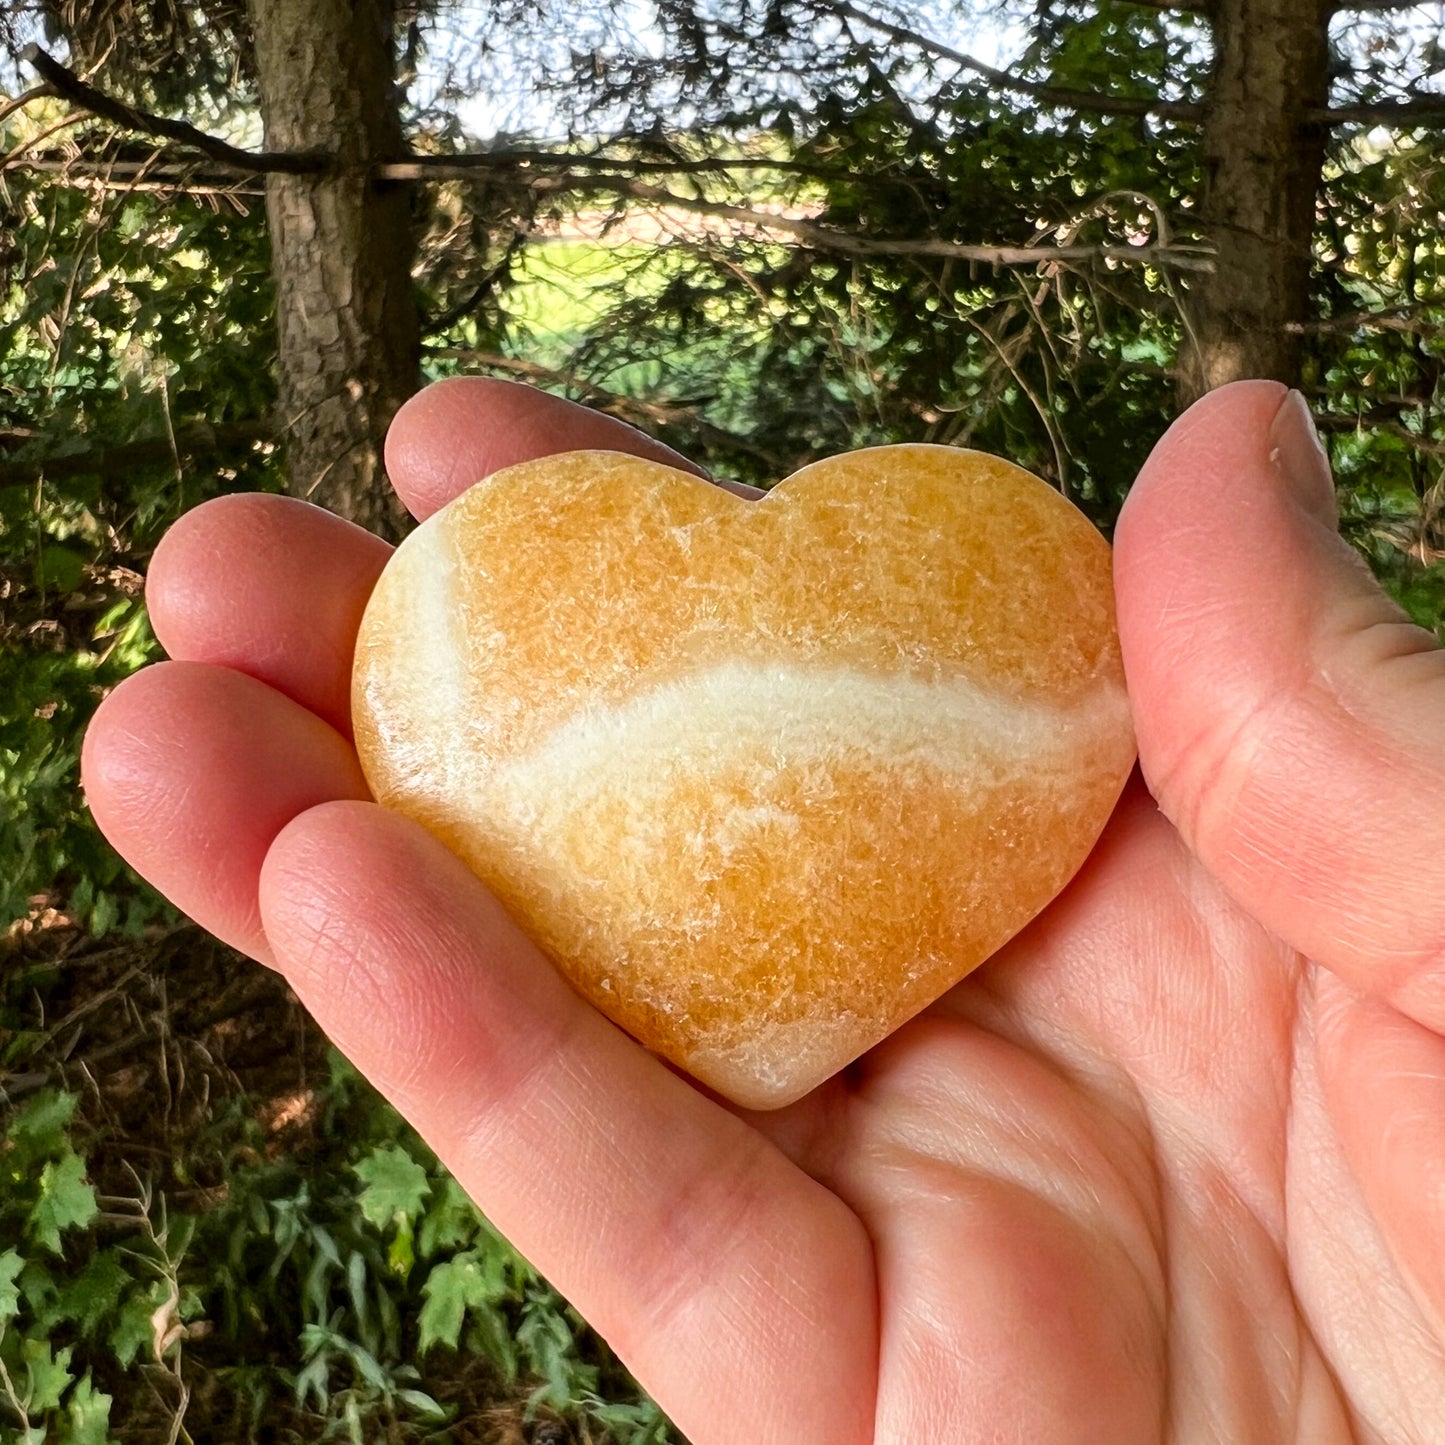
xmin=352 ymin=445 xmax=1135 ymax=1108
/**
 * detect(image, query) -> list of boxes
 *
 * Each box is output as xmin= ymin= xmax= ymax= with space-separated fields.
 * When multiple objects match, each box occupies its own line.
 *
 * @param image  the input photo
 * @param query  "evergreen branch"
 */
xmin=1286 ymin=309 xmax=1445 ymax=338
xmin=1315 ymin=414 xmax=1445 ymax=453
xmin=20 ymin=45 xmax=326 ymax=174
xmin=392 ymin=147 xmax=891 ymax=184
xmin=10 ymin=149 xmax=1212 ymax=270
xmin=1310 ymin=94 xmax=1445 ymax=126
xmin=0 ymin=419 xmax=274 ymax=491
xmin=1114 ymin=0 xmax=1214 ymax=12
xmin=4 ymin=156 xmax=265 ymax=199
xmin=430 ymin=348 xmax=785 ymax=467
xmin=1304 ymin=390 xmax=1436 ymax=416
xmin=824 ymin=0 xmax=1203 ymax=122
xmin=458 ymin=171 xmax=1217 ymax=272
xmin=12 ymin=145 xmax=915 ymax=191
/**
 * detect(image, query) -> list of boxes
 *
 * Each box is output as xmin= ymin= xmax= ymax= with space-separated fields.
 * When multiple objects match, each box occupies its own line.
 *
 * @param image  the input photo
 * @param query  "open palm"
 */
xmin=84 ymin=379 xmax=1445 ymax=1442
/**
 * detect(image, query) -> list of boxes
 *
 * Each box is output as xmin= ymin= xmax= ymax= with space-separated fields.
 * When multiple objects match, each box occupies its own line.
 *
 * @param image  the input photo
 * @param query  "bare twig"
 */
xmin=1 ymin=108 xmax=92 ymax=171
xmin=0 ymin=84 xmax=55 ymax=128
xmin=35 ymin=962 xmax=147 ymax=1047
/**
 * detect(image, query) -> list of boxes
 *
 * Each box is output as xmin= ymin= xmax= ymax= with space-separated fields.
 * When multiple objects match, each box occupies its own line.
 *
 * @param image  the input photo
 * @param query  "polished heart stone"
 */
xmin=352 ymin=444 xmax=1135 ymax=1109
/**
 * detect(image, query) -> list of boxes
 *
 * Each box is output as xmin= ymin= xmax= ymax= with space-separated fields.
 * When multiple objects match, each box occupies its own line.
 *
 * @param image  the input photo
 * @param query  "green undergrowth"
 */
xmin=0 ymin=930 xmax=674 ymax=1445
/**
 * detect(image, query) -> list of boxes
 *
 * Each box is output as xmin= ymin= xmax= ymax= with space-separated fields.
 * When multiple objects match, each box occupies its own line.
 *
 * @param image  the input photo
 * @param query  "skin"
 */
xmin=82 ymin=376 xmax=1445 ymax=1443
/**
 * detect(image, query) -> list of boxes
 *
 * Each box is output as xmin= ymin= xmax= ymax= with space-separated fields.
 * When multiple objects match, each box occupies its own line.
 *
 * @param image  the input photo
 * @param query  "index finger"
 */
xmin=385 ymin=375 xmax=709 ymax=522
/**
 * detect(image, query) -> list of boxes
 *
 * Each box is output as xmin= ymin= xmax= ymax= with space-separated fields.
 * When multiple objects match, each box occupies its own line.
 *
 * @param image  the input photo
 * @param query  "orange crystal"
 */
xmin=352 ymin=444 xmax=1135 ymax=1108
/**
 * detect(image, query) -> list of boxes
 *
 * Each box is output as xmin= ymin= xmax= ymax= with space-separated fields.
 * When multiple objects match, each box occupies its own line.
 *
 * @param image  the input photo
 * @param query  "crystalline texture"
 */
xmin=352 ymin=444 xmax=1136 ymax=1108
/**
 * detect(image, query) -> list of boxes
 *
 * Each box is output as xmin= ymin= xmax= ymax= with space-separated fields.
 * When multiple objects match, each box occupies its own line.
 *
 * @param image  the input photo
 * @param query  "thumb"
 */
xmin=1114 ymin=379 xmax=1445 ymax=1031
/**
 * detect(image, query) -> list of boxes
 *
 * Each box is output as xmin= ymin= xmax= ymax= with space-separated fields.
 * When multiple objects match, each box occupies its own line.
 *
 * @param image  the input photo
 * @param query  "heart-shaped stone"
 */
xmin=352 ymin=445 xmax=1134 ymax=1108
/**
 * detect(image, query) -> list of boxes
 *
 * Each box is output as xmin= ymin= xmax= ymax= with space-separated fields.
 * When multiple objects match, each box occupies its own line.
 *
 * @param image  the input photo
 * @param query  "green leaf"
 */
xmin=53 ymin=1250 xmax=130 ymax=1336
xmin=0 ymin=1250 xmax=24 ymax=1321
xmin=108 ymin=1283 xmax=164 ymax=1369
xmin=7 ymin=1089 xmax=79 ymax=1158
xmin=417 ymin=1175 xmax=482 ymax=1258
xmin=29 ymin=1151 xmax=99 ymax=1254
xmin=395 ymin=1388 xmax=451 ymax=1424
xmin=88 ymin=889 xmax=120 ymax=938
xmin=293 ymin=1351 xmax=331 ymax=1411
xmin=518 ymin=1293 xmax=595 ymax=1407
xmin=19 ymin=1259 xmax=59 ymax=1319
xmin=418 ymin=1258 xmax=472 ymax=1354
xmin=353 ymin=1145 xmax=430 ymax=1232
xmin=34 ymin=544 xmax=87 ymax=594
xmin=419 ymin=1250 xmax=509 ymax=1354
xmin=465 ymin=1303 xmax=519 ymax=1381
xmin=58 ymin=1373 xmax=114 ymax=1445
xmin=23 ymin=1338 xmax=75 ymax=1413
xmin=388 ymin=1213 xmax=417 ymax=1276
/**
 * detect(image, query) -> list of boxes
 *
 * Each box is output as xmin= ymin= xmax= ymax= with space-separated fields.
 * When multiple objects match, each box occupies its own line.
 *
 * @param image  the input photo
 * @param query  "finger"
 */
xmin=1114 ymin=380 xmax=1445 ymax=1029
xmin=384 ymin=376 xmax=708 ymax=521
xmin=1315 ymin=970 xmax=1445 ymax=1344
xmin=81 ymin=661 xmax=370 ymax=963
xmin=258 ymin=800 xmax=876 ymax=1443
xmin=147 ymin=493 xmax=393 ymax=738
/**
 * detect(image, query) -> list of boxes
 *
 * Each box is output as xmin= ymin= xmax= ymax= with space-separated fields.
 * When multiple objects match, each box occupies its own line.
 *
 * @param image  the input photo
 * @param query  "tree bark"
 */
xmin=247 ymin=0 xmax=419 ymax=537
xmin=1179 ymin=0 xmax=1332 ymax=404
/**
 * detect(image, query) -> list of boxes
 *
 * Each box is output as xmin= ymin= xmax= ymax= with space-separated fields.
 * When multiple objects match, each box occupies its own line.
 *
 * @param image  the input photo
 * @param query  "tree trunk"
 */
xmin=248 ymin=0 xmax=419 ymax=537
xmin=1179 ymin=0 xmax=1332 ymax=404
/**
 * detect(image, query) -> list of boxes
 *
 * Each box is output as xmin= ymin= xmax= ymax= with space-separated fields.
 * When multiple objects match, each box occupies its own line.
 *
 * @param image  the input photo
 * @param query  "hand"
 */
xmin=83 ymin=378 xmax=1445 ymax=1442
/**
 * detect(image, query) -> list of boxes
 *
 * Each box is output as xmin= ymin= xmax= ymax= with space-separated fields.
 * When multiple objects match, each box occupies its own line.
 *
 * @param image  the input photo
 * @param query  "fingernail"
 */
xmin=1268 ymin=389 xmax=1337 ymax=526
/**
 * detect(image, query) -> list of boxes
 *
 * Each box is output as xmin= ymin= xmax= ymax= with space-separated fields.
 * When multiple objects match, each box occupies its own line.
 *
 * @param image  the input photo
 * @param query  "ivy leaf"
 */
xmin=417 ymin=1175 xmax=483 ymax=1258
xmin=7 ymin=1090 xmax=79 ymax=1160
xmin=418 ymin=1252 xmax=499 ymax=1354
xmin=0 ymin=1249 xmax=24 ymax=1321
xmin=19 ymin=1258 xmax=58 ymax=1319
xmin=353 ymin=1146 xmax=430 ymax=1232
xmin=28 ymin=1151 xmax=99 ymax=1254
xmin=53 ymin=1250 xmax=130 ymax=1336
xmin=23 ymin=1338 xmax=75 ymax=1413
xmin=58 ymin=1373 xmax=114 ymax=1445
xmin=108 ymin=1285 xmax=163 ymax=1369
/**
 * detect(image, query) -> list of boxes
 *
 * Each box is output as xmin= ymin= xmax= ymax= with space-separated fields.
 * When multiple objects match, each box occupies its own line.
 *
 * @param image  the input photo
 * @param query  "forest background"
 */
xmin=2 ymin=0 xmax=1444 ymax=1439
